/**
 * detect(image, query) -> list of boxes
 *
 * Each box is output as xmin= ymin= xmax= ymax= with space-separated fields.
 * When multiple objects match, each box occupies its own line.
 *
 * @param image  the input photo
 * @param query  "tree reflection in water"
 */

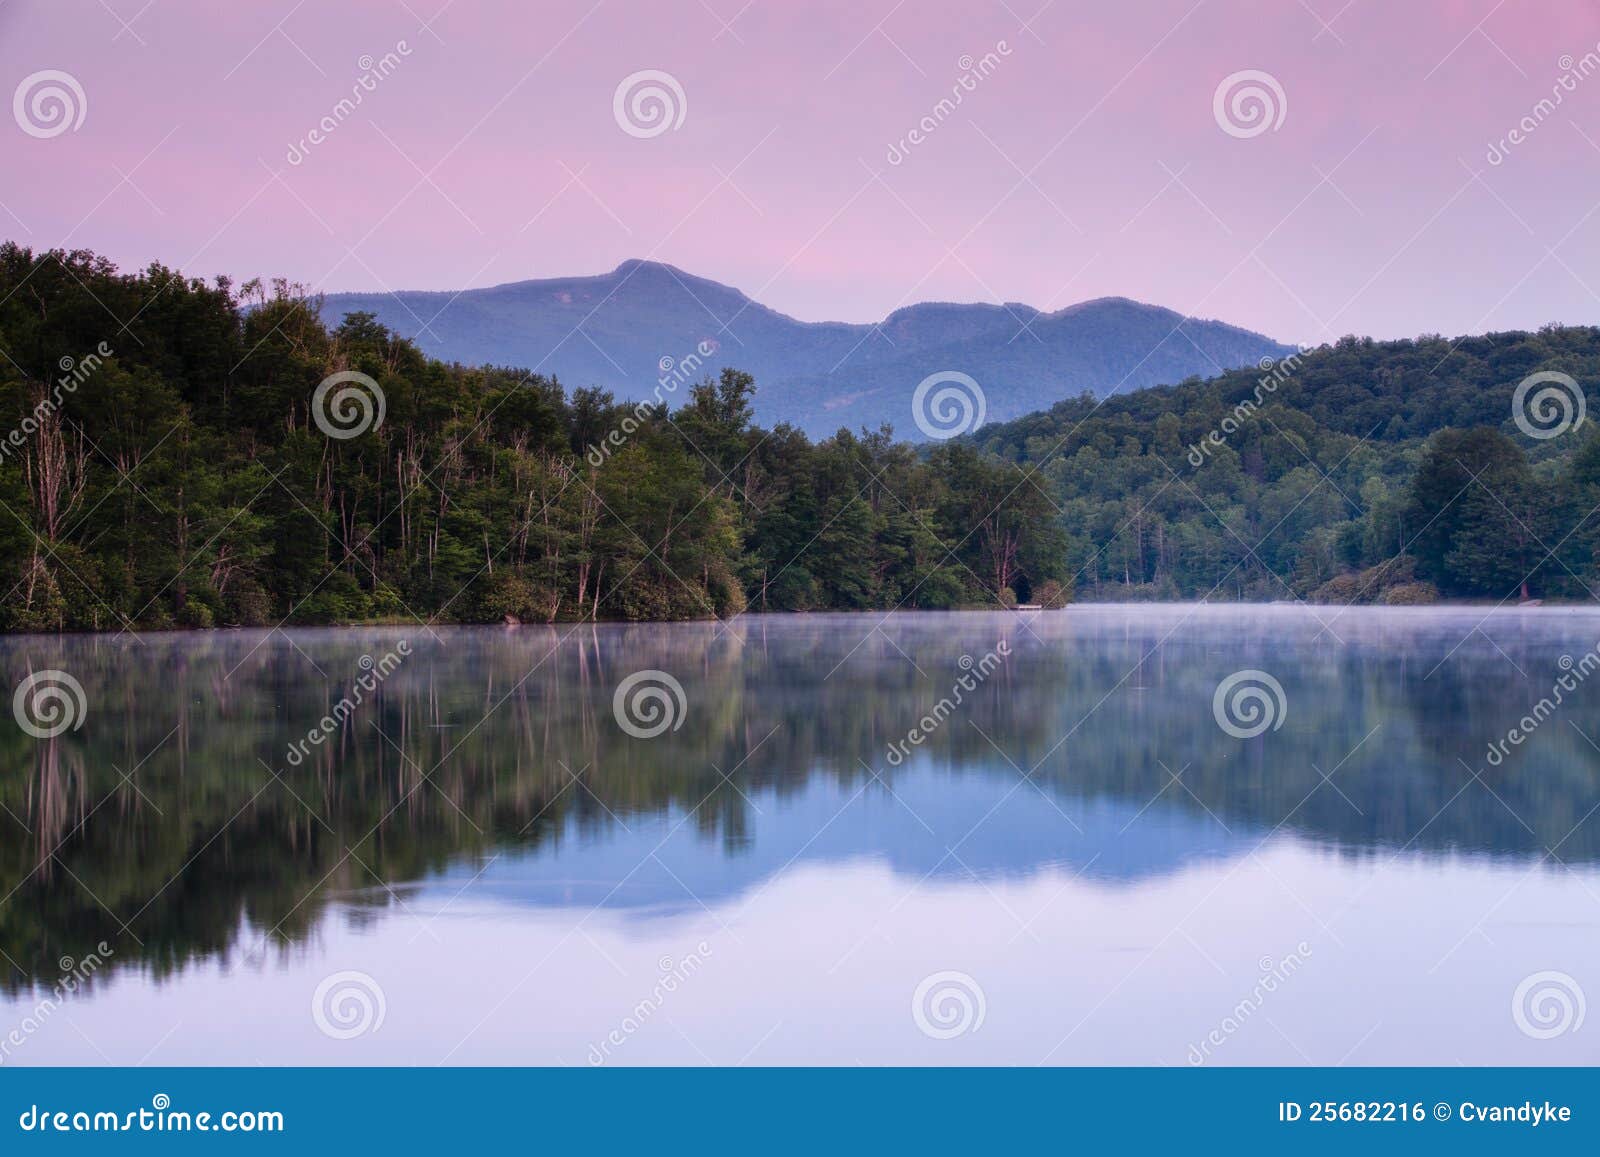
xmin=3 ymin=607 xmax=1597 ymax=992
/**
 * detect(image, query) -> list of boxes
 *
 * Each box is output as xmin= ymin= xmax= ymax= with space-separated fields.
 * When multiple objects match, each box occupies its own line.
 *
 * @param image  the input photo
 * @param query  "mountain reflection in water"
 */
xmin=3 ymin=606 xmax=1598 ymax=1001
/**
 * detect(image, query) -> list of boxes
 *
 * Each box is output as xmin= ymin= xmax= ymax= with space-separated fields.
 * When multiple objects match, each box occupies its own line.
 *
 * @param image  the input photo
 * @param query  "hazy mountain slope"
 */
xmin=321 ymin=260 xmax=1295 ymax=438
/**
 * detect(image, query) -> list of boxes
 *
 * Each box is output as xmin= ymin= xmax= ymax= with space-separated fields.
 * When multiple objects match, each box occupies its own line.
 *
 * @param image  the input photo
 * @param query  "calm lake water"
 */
xmin=2 ymin=606 xmax=1597 ymax=1066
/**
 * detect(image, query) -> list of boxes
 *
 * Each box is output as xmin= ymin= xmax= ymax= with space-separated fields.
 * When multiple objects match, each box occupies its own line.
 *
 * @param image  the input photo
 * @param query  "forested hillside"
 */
xmin=0 ymin=245 xmax=1064 ymax=631
xmin=3 ymin=244 xmax=1599 ymax=631
xmin=975 ymin=327 xmax=1600 ymax=601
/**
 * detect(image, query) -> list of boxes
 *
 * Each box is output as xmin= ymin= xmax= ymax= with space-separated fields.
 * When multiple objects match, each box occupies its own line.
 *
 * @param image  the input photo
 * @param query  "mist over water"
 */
xmin=3 ymin=606 xmax=1597 ymax=1064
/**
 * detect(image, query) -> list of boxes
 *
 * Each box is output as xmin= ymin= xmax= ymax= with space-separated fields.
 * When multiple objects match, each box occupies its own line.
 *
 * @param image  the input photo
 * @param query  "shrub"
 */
xmin=1381 ymin=582 xmax=1439 ymax=606
xmin=1035 ymin=579 xmax=1071 ymax=608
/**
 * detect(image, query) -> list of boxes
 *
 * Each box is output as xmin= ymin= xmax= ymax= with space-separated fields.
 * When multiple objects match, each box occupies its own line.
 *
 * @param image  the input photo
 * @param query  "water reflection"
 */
xmin=2 ymin=606 xmax=1598 ymax=996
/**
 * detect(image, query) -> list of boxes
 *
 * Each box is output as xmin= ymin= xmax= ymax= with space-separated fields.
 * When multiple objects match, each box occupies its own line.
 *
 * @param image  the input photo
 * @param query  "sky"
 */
xmin=3 ymin=0 xmax=1600 ymax=346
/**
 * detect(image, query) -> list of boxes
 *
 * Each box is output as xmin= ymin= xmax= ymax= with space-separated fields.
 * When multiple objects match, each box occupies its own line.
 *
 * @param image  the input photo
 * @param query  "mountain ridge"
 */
xmin=320 ymin=259 xmax=1296 ymax=437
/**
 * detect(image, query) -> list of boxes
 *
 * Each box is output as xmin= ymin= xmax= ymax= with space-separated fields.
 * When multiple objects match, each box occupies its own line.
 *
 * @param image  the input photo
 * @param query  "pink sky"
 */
xmin=3 ymin=0 xmax=1599 ymax=345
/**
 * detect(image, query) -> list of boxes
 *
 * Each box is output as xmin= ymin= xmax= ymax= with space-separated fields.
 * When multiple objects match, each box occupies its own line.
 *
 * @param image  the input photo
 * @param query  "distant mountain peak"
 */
xmin=321 ymin=264 xmax=1294 ymax=438
xmin=609 ymin=257 xmax=694 ymax=281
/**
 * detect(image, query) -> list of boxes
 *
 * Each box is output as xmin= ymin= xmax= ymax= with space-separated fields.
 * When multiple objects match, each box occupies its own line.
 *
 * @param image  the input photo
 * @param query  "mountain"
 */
xmin=966 ymin=325 xmax=1600 ymax=601
xmin=319 ymin=260 xmax=1295 ymax=438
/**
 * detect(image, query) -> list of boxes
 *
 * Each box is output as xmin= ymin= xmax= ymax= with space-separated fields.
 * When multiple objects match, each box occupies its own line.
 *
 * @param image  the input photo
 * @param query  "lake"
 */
xmin=2 ymin=606 xmax=1596 ymax=1066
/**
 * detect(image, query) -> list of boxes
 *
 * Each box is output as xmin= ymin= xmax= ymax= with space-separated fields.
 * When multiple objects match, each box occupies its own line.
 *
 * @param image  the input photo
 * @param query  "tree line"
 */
xmin=0 ymin=244 xmax=1066 ymax=631
xmin=975 ymin=325 xmax=1600 ymax=603
xmin=6 ymin=243 xmax=1600 ymax=626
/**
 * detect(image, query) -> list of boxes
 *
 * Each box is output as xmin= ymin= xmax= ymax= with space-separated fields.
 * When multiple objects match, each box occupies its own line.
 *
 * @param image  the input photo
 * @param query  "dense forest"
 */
xmin=976 ymin=325 xmax=1600 ymax=603
xmin=0 ymin=244 xmax=1065 ymax=632
xmin=3 ymin=242 xmax=1600 ymax=630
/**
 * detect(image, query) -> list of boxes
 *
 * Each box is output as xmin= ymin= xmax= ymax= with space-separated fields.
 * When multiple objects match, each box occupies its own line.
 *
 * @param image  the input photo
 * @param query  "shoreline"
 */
xmin=2 ymin=599 xmax=1596 ymax=639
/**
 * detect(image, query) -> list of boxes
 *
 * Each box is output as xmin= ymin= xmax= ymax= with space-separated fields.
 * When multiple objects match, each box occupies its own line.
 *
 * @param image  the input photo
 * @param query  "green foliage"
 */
xmin=13 ymin=244 xmax=1598 ymax=618
xmin=975 ymin=328 xmax=1600 ymax=602
xmin=0 ymin=245 xmax=1065 ymax=631
xmin=1405 ymin=428 xmax=1549 ymax=599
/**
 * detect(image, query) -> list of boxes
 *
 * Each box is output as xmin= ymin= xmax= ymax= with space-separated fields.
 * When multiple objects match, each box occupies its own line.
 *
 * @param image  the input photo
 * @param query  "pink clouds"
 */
xmin=3 ymin=0 xmax=1599 ymax=346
